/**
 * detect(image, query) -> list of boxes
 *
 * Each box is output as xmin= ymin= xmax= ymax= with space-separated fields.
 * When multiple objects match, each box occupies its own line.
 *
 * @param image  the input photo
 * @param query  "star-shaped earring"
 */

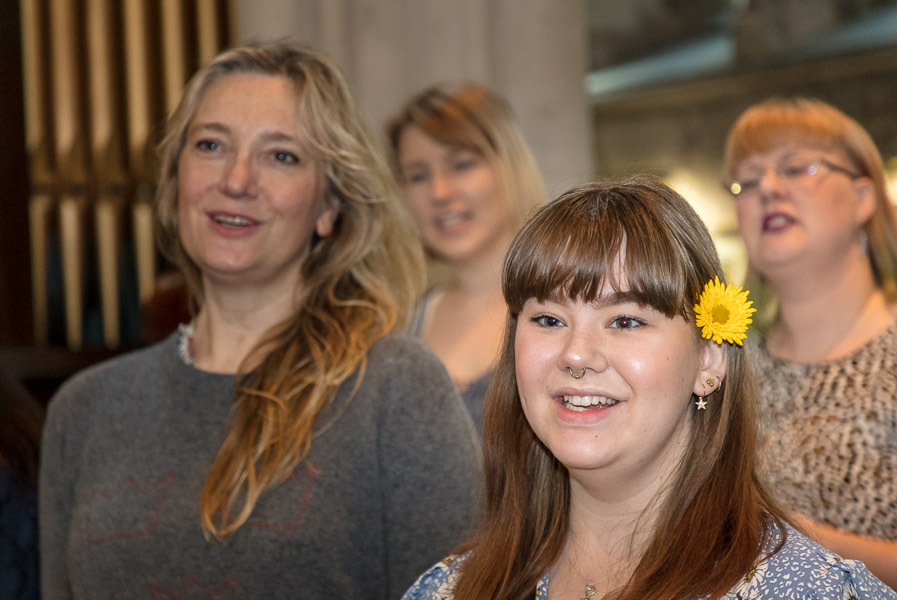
xmin=695 ymin=396 xmax=707 ymax=410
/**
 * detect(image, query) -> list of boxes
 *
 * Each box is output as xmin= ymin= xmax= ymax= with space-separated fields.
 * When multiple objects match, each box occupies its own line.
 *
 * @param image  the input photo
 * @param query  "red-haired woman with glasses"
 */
xmin=724 ymin=97 xmax=897 ymax=588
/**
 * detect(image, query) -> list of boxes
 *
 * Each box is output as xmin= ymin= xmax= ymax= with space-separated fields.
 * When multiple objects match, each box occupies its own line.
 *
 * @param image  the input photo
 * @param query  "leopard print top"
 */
xmin=753 ymin=321 xmax=897 ymax=539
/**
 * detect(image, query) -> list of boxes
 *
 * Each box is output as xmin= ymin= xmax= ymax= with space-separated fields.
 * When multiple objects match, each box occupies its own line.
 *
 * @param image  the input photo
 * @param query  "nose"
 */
xmin=757 ymin=166 xmax=786 ymax=199
xmin=220 ymin=152 xmax=257 ymax=198
xmin=430 ymin=171 xmax=453 ymax=204
xmin=559 ymin=326 xmax=607 ymax=377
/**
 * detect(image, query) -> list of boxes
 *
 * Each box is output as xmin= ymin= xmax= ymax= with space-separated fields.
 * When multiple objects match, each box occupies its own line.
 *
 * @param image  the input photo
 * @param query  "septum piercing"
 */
xmin=568 ymin=367 xmax=585 ymax=379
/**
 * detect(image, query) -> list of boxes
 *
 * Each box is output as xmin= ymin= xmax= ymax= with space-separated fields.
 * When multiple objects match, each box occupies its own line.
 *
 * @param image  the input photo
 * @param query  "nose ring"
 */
xmin=567 ymin=367 xmax=585 ymax=379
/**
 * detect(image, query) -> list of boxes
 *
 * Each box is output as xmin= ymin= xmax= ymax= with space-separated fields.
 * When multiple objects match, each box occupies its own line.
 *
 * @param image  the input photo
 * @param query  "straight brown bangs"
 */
xmin=724 ymin=99 xmax=850 ymax=177
xmin=503 ymin=183 xmax=698 ymax=321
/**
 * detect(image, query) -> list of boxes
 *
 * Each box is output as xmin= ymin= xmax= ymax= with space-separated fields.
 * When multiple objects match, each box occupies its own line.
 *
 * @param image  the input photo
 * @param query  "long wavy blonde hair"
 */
xmin=155 ymin=40 xmax=425 ymax=540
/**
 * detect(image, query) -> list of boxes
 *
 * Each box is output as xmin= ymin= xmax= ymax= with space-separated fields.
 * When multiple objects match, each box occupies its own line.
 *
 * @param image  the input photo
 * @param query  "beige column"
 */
xmin=234 ymin=0 xmax=592 ymax=197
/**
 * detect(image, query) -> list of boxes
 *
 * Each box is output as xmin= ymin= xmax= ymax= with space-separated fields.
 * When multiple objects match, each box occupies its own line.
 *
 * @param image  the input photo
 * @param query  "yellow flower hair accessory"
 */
xmin=694 ymin=277 xmax=756 ymax=346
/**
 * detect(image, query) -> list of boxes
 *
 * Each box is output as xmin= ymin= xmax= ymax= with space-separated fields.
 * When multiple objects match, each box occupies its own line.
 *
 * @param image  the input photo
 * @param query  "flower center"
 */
xmin=711 ymin=304 xmax=730 ymax=324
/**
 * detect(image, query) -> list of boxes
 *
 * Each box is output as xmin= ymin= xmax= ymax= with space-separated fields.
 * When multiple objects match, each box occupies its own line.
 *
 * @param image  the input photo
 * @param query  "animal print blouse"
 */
xmin=753 ymin=321 xmax=897 ymax=539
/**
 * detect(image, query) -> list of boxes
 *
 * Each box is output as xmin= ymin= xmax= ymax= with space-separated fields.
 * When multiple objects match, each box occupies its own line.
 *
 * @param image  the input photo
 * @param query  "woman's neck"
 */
xmin=767 ymin=257 xmax=893 ymax=362
xmin=190 ymin=281 xmax=297 ymax=373
xmin=548 ymin=477 xmax=660 ymax=599
xmin=445 ymin=230 xmax=511 ymax=296
xmin=420 ymin=233 xmax=510 ymax=388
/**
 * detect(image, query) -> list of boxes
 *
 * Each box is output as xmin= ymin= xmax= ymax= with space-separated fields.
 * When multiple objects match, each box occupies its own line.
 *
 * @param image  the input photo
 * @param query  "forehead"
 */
xmin=192 ymin=73 xmax=302 ymax=129
xmin=398 ymin=125 xmax=476 ymax=162
xmin=735 ymin=143 xmax=840 ymax=171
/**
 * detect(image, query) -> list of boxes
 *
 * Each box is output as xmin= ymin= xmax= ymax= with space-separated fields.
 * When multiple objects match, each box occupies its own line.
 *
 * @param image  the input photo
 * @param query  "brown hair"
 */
xmin=453 ymin=177 xmax=786 ymax=600
xmin=154 ymin=40 xmax=425 ymax=539
xmin=724 ymin=97 xmax=897 ymax=302
xmin=386 ymin=84 xmax=545 ymax=280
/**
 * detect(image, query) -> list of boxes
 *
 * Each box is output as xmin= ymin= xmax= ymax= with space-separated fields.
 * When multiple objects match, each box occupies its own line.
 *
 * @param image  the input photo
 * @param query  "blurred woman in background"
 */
xmin=724 ymin=97 xmax=897 ymax=588
xmin=387 ymin=84 xmax=545 ymax=433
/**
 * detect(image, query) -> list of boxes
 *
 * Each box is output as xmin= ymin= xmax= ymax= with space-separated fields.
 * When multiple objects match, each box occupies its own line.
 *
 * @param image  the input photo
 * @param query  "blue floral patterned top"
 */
xmin=401 ymin=524 xmax=896 ymax=599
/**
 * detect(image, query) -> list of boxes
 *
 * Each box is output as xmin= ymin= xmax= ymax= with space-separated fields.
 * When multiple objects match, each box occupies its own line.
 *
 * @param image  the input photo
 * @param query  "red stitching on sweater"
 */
xmin=86 ymin=472 xmax=176 ymax=545
xmin=247 ymin=465 xmax=319 ymax=530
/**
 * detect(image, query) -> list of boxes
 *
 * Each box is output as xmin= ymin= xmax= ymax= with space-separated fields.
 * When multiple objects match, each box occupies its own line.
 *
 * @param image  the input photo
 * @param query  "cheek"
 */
xmin=514 ymin=331 xmax=554 ymax=391
xmin=629 ymin=345 xmax=696 ymax=396
xmin=176 ymin=160 xmax=208 ymax=211
xmin=734 ymin=201 xmax=755 ymax=228
xmin=408 ymin=192 xmax=432 ymax=221
xmin=402 ymin=186 xmax=433 ymax=221
xmin=469 ymin=170 xmax=501 ymax=206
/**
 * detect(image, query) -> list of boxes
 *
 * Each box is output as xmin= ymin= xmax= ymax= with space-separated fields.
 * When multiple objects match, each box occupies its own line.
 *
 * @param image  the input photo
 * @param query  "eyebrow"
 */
xmin=591 ymin=291 xmax=646 ymax=309
xmin=400 ymin=159 xmax=428 ymax=171
xmin=739 ymin=149 xmax=806 ymax=171
xmin=187 ymin=121 xmax=300 ymax=144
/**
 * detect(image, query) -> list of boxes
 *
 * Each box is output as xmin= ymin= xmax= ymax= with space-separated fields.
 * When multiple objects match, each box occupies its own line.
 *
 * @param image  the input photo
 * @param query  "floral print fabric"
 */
xmin=401 ymin=524 xmax=896 ymax=599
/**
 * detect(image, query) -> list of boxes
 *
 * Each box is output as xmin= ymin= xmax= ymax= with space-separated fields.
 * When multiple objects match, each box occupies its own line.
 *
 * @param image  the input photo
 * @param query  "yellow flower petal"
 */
xmin=694 ymin=276 xmax=756 ymax=346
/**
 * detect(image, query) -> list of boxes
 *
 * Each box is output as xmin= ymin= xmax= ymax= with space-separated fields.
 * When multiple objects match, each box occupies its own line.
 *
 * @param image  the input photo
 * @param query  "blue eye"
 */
xmin=737 ymin=178 xmax=759 ymax=194
xmin=404 ymin=171 xmax=428 ymax=185
xmin=609 ymin=315 xmax=643 ymax=330
xmin=453 ymin=158 xmax=476 ymax=172
xmin=532 ymin=314 xmax=564 ymax=328
xmin=778 ymin=163 xmax=813 ymax=179
xmin=196 ymin=140 xmax=219 ymax=151
xmin=274 ymin=151 xmax=299 ymax=163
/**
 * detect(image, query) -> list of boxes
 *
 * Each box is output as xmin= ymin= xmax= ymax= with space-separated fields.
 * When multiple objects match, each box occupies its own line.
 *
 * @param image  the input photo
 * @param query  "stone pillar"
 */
xmin=234 ymin=0 xmax=592 ymax=197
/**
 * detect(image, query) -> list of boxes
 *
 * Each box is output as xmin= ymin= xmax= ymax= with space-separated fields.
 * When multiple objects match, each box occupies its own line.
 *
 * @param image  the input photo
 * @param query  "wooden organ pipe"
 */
xmin=87 ymin=0 xmax=127 ymax=348
xmin=21 ymin=0 xmax=53 ymax=343
xmin=18 ymin=0 xmax=232 ymax=348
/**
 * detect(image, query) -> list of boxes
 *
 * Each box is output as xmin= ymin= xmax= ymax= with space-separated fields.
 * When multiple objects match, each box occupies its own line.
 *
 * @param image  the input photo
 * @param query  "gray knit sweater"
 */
xmin=39 ymin=332 xmax=481 ymax=599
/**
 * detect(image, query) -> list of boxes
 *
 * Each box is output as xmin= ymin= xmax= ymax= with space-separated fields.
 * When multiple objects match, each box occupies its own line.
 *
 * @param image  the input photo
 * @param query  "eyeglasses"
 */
xmin=727 ymin=158 xmax=861 ymax=198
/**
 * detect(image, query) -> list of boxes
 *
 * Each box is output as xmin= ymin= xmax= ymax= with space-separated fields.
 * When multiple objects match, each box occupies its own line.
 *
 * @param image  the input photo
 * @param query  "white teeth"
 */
xmin=213 ymin=214 xmax=253 ymax=227
xmin=765 ymin=214 xmax=790 ymax=228
xmin=563 ymin=395 xmax=617 ymax=410
xmin=437 ymin=214 xmax=466 ymax=228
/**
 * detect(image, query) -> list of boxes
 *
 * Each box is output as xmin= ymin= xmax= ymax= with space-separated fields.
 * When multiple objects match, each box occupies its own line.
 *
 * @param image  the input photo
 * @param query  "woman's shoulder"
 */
xmin=400 ymin=553 xmax=468 ymax=600
xmin=725 ymin=524 xmax=897 ymax=599
xmin=47 ymin=335 xmax=180 ymax=415
xmin=367 ymin=332 xmax=451 ymax=377
xmin=362 ymin=333 xmax=470 ymax=424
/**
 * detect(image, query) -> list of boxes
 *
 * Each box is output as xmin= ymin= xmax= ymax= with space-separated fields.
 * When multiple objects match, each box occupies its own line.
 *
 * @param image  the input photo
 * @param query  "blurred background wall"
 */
xmin=2 ymin=0 xmax=896 ymax=360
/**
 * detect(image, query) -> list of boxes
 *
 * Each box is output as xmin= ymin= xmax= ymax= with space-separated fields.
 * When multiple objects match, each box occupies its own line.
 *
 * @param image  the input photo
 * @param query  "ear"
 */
xmin=693 ymin=339 xmax=727 ymax=397
xmin=852 ymin=176 xmax=876 ymax=227
xmin=315 ymin=196 xmax=340 ymax=238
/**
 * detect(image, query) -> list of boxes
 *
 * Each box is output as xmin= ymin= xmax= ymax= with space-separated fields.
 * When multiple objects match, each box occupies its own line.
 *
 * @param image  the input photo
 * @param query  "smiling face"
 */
xmin=397 ymin=125 xmax=513 ymax=267
xmin=514 ymin=286 xmax=721 ymax=491
xmin=177 ymin=73 xmax=338 ymax=295
xmin=732 ymin=145 xmax=874 ymax=280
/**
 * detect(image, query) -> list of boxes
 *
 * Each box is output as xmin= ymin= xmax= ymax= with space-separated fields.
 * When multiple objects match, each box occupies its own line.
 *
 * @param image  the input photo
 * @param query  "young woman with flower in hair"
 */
xmin=39 ymin=41 xmax=480 ymax=599
xmin=724 ymin=98 xmax=897 ymax=588
xmin=401 ymin=178 xmax=895 ymax=599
